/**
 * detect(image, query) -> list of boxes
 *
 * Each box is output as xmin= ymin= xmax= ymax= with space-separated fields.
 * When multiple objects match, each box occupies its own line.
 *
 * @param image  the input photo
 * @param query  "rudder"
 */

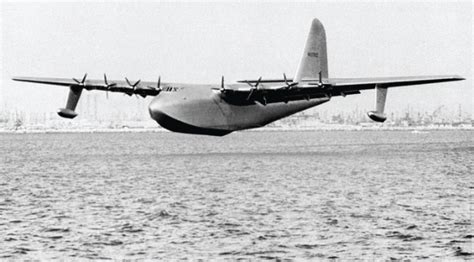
xmin=294 ymin=18 xmax=328 ymax=82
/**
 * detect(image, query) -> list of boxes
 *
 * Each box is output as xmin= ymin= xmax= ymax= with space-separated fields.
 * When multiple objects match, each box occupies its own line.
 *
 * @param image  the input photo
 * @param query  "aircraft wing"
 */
xmin=12 ymin=75 xmax=162 ymax=97
xmin=12 ymin=75 xmax=163 ymax=119
xmin=323 ymin=75 xmax=465 ymax=89
xmin=13 ymin=77 xmax=80 ymax=87
xmin=228 ymin=75 xmax=464 ymax=105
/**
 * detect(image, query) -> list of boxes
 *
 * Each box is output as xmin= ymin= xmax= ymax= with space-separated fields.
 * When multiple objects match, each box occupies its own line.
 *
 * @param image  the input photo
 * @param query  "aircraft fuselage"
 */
xmin=148 ymin=84 xmax=330 ymax=136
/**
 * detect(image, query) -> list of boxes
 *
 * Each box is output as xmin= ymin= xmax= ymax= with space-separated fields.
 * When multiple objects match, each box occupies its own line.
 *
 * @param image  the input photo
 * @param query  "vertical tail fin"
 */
xmin=294 ymin=18 xmax=328 ymax=82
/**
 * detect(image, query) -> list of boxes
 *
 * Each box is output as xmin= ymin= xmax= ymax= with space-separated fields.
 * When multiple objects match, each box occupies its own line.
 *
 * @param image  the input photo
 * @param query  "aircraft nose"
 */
xmin=148 ymin=98 xmax=163 ymax=121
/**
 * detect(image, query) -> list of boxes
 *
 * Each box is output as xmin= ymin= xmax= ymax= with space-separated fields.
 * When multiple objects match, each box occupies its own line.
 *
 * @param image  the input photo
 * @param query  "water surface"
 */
xmin=0 ymin=130 xmax=472 ymax=260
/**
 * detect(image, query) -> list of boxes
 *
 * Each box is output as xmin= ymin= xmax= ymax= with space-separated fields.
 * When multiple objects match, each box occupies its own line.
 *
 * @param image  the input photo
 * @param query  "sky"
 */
xmin=1 ymin=1 xmax=472 ymax=118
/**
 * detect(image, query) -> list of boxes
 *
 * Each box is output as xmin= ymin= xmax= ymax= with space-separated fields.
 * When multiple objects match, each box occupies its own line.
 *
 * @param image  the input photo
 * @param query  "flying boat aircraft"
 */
xmin=13 ymin=18 xmax=464 ymax=136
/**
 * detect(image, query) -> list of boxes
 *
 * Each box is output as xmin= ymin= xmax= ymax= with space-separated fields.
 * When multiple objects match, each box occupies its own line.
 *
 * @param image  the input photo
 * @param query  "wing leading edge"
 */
xmin=238 ymin=75 xmax=464 ymax=87
xmin=12 ymin=77 xmax=78 ymax=86
xmin=325 ymin=75 xmax=465 ymax=89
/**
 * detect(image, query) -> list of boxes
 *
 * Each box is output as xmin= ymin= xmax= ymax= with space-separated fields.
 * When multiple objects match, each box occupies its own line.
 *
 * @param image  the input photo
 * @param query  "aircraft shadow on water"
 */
xmin=13 ymin=18 xmax=464 ymax=136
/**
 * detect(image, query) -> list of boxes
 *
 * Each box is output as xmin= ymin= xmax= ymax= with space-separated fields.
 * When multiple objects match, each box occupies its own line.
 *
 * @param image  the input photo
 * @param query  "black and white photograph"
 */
xmin=1 ymin=0 xmax=472 ymax=260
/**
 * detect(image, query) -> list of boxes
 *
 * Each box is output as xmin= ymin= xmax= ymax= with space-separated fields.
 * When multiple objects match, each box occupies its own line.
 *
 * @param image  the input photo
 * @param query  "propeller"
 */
xmin=246 ymin=76 xmax=262 ymax=101
xmin=147 ymin=76 xmax=162 ymax=91
xmin=283 ymin=73 xmax=298 ymax=89
xmin=318 ymin=71 xmax=323 ymax=87
xmin=103 ymin=74 xmax=117 ymax=88
xmin=149 ymin=76 xmax=162 ymax=95
xmin=125 ymin=77 xmax=141 ymax=97
xmin=156 ymin=76 xmax=161 ymax=91
xmin=211 ymin=76 xmax=227 ymax=94
xmin=103 ymin=74 xmax=117 ymax=99
xmin=72 ymin=73 xmax=88 ymax=86
xmin=218 ymin=75 xmax=229 ymax=94
xmin=260 ymin=96 xmax=267 ymax=106
xmin=145 ymin=76 xmax=162 ymax=97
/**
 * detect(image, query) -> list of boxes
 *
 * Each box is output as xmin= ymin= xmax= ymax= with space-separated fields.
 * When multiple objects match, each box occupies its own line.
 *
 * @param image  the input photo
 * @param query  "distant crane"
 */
xmin=431 ymin=105 xmax=445 ymax=124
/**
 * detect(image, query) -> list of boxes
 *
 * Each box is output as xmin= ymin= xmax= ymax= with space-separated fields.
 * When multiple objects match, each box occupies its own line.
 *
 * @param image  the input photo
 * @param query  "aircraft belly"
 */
xmin=175 ymin=99 xmax=228 ymax=128
xmin=217 ymin=97 xmax=330 ymax=130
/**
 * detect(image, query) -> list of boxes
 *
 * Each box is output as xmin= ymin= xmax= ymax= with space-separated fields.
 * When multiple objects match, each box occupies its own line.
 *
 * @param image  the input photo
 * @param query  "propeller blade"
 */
xmin=104 ymin=74 xmax=117 ymax=90
xmin=220 ymin=75 xmax=227 ymax=93
xmin=125 ymin=77 xmax=140 ymax=91
xmin=103 ymin=73 xmax=117 ymax=88
xmin=255 ymin=77 xmax=262 ymax=88
xmin=246 ymin=89 xmax=254 ymax=101
xmin=125 ymin=77 xmax=132 ymax=86
xmin=245 ymin=76 xmax=262 ymax=100
xmin=81 ymin=73 xmax=87 ymax=83
xmin=133 ymin=80 xmax=141 ymax=87
xmin=282 ymin=73 xmax=299 ymax=89
xmin=73 ymin=73 xmax=87 ymax=85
